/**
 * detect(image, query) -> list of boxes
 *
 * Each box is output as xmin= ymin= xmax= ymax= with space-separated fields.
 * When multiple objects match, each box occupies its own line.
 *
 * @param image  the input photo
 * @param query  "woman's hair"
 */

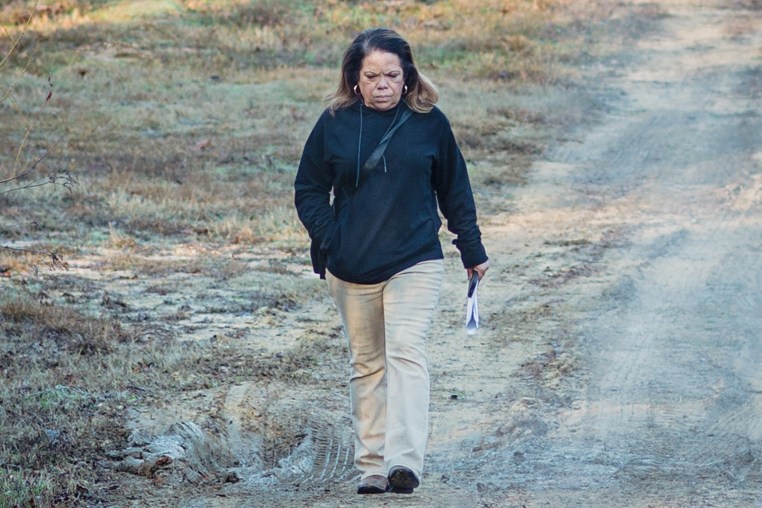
xmin=325 ymin=28 xmax=439 ymax=114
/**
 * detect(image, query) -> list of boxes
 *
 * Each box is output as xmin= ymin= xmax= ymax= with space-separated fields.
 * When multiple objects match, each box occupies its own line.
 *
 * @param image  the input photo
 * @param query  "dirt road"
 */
xmin=454 ymin=0 xmax=762 ymax=506
xmin=106 ymin=1 xmax=761 ymax=506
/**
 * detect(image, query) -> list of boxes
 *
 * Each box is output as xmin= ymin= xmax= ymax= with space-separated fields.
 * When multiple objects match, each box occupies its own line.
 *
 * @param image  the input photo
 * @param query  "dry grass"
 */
xmin=1 ymin=0 xmax=620 ymax=258
xmin=0 ymin=294 xmax=140 ymax=506
xmin=0 ymin=283 xmax=313 ymax=506
xmin=0 ymin=0 xmax=654 ymax=504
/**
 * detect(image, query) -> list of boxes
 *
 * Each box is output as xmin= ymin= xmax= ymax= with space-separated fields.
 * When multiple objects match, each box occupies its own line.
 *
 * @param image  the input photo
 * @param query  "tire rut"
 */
xmin=483 ymin=0 xmax=762 ymax=503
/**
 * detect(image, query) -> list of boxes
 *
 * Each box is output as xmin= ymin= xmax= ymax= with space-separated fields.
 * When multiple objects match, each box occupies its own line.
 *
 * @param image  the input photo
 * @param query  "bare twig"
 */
xmin=0 ymin=134 xmax=65 ymax=187
xmin=0 ymin=41 xmax=35 ymax=107
xmin=0 ymin=0 xmax=40 ymax=71
xmin=0 ymin=171 xmax=77 ymax=195
xmin=1 ymin=0 xmax=62 ymax=191
xmin=1 ymin=1 xmax=73 ymax=274
xmin=2 ymin=65 xmax=55 ymax=182
xmin=0 ymin=245 xmax=69 ymax=271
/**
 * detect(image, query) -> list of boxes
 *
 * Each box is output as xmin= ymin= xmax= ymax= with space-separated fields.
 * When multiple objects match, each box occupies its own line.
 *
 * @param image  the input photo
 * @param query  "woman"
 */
xmin=294 ymin=28 xmax=489 ymax=495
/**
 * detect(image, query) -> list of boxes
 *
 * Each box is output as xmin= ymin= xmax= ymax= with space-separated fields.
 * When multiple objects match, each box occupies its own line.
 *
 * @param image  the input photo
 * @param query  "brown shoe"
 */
xmin=388 ymin=465 xmax=419 ymax=494
xmin=357 ymin=474 xmax=389 ymax=495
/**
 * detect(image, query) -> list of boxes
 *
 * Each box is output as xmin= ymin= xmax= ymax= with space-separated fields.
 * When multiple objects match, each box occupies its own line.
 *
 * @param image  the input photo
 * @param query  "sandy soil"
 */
xmin=64 ymin=0 xmax=761 ymax=506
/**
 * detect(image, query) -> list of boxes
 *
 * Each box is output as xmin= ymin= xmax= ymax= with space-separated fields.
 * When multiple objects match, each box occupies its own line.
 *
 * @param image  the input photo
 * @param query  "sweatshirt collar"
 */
xmin=352 ymin=100 xmax=406 ymax=117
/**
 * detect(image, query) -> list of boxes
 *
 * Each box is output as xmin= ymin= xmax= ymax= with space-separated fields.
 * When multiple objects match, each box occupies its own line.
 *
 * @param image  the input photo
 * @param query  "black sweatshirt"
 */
xmin=294 ymin=101 xmax=488 ymax=284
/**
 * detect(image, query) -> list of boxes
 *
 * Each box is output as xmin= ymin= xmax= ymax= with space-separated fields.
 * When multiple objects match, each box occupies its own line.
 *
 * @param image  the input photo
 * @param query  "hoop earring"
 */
xmin=353 ymin=85 xmax=360 ymax=95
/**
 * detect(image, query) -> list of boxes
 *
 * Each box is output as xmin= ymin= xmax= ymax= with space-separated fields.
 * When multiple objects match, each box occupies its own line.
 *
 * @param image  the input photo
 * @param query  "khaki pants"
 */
xmin=326 ymin=260 xmax=444 ymax=483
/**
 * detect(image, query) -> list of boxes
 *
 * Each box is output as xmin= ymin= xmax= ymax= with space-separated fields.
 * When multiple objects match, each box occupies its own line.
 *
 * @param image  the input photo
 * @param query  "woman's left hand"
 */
xmin=467 ymin=260 xmax=490 ymax=281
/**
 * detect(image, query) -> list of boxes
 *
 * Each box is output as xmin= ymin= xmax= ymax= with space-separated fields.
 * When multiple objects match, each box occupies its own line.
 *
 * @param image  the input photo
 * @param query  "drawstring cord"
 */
xmin=355 ymin=103 xmax=363 ymax=187
xmin=355 ymin=102 xmax=400 ymax=188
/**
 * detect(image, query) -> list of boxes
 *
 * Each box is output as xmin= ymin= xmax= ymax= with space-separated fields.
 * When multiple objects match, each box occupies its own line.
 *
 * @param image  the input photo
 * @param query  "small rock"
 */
xmin=115 ymin=456 xmax=144 ymax=474
xmin=45 ymin=429 xmax=60 ymax=446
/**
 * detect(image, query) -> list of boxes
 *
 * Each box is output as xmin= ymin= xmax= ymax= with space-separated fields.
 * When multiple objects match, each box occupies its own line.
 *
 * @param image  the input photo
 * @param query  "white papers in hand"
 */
xmin=465 ymin=275 xmax=479 ymax=334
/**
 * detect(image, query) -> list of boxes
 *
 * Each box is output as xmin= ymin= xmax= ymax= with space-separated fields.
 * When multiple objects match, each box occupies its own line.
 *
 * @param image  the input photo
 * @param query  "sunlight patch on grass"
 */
xmin=87 ymin=0 xmax=184 ymax=21
xmin=210 ymin=206 xmax=304 ymax=245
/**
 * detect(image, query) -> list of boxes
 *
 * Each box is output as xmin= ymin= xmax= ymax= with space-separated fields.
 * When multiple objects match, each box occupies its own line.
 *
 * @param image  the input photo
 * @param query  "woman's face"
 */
xmin=357 ymin=50 xmax=405 ymax=111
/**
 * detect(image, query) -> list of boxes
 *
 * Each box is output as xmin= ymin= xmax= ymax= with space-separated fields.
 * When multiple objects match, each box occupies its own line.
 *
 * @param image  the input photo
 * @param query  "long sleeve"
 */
xmin=431 ymin=116 xmax=489 ymax=269
xmin=294 ymin=112 xmax=337 ymax=276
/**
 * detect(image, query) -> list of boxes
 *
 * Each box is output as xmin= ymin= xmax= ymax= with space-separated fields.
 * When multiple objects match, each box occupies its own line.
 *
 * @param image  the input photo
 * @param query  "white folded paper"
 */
xmin=465 ymin=275 xmax=479 ymax=334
